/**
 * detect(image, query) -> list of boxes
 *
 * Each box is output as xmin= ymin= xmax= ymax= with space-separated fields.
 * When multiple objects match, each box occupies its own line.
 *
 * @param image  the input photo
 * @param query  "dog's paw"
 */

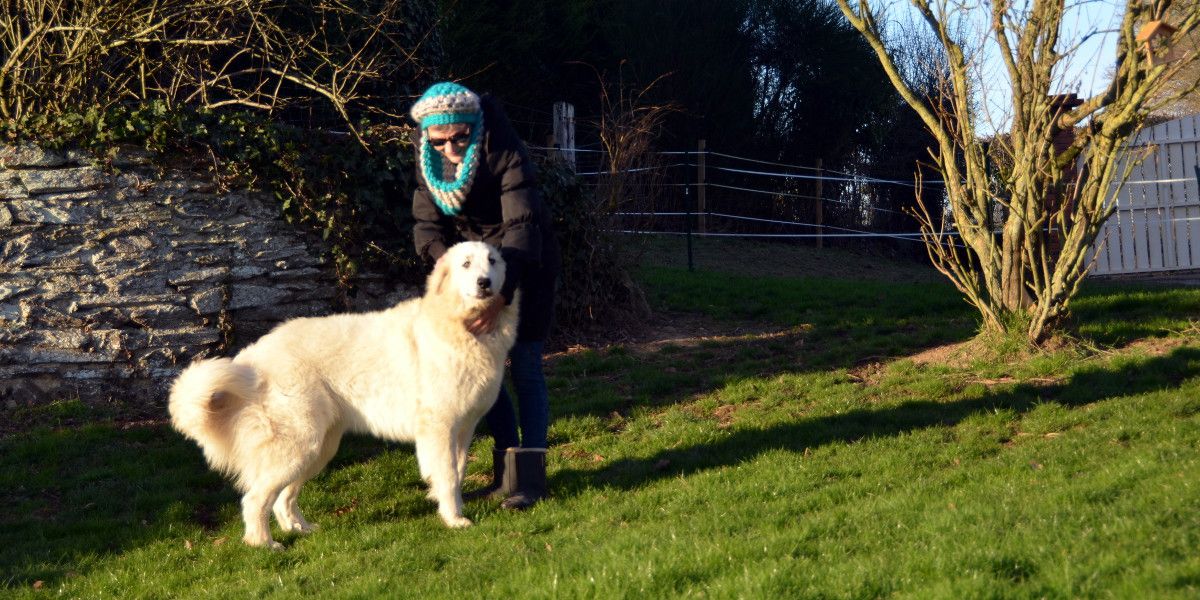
xmin=282 ymin=521 xmax=317 ymax=534
xmin=442 ymin=515 xmax=473 ymax=528
xmin=244 ymin=535 xmax=284 ymax=551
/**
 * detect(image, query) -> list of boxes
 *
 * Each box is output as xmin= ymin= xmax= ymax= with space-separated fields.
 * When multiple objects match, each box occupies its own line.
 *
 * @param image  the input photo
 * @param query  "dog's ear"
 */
xmin=429 ymin=253 xmax=451 ymax=297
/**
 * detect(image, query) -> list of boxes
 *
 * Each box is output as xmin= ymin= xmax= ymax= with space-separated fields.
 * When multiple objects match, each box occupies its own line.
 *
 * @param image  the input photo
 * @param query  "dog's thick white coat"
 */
xmin=169 ymin=241 xmax=518 ymax=549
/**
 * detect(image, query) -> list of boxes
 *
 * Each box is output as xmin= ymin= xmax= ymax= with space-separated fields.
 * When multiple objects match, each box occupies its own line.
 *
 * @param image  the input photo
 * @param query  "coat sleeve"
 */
xmin=485 ymin=97 xmax=544 ymax=303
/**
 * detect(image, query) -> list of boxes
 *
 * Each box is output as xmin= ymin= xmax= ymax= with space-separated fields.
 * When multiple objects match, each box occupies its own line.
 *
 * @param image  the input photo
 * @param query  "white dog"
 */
xmin=169 ymin=241 xmax=518 ymax=549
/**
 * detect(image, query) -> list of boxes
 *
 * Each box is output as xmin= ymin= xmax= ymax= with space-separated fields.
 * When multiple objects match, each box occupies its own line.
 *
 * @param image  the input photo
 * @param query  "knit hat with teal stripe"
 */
xmin=411 ymin=82 xmax=484 ymax=216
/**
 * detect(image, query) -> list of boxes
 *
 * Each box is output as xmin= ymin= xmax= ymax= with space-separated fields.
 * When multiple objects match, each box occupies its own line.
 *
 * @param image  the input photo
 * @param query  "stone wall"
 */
xmin=0 ymin=144 xmax=415 ymax=414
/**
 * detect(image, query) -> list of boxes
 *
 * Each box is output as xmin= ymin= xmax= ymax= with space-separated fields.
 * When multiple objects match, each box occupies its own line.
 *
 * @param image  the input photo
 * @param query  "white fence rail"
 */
xmin=1091 ymin=114 xmax=1200 ymax=275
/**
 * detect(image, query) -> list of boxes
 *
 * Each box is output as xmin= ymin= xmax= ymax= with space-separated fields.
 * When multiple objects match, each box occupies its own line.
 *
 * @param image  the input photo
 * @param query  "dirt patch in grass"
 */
xmin=711 ymin=403 xmax=745 ymax=429
xmin=847 ymin=360 xmax=891 ymax=385
xmin=676 ymin=397 xmax=761 ymax=430
xmin=1124 ymin=334 xmax=1193 ymax=356
xmin=624 ymin=314 xmax=811 ymax=356
xmin=908 ymin=340 xmax=977 ymax=368
xmin=903 ymin=333 xmax=1195 ymax=373
xmin=549 ymin=310 xmax=811 ymax=361
xmin=846 ymin=340 xmax=978 ymax=385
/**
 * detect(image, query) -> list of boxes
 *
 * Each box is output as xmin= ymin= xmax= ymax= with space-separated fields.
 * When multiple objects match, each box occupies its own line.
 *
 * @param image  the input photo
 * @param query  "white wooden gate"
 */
xmin=1090 ymin=113 xmax=1200 ymax=275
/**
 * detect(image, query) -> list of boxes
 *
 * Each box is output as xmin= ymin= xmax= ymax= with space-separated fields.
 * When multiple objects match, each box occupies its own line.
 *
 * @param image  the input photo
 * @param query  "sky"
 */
xmin=982 ymin=0 xmax=1124 ymax=133
xmin=887 ymin=0 xmax=1126 ymax=135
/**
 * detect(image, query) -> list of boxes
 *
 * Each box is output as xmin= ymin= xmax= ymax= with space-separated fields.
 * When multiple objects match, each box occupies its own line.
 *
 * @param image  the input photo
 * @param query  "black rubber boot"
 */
xmin=500 ymin=448 xmax=547 ymax=510
xmin=465 ymin=449 xmax=513 ymax=501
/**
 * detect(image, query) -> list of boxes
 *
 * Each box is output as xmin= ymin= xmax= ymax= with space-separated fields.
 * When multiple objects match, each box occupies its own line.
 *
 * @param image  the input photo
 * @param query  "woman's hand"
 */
xmin=467 ymin=296 xmax=506 ymax=335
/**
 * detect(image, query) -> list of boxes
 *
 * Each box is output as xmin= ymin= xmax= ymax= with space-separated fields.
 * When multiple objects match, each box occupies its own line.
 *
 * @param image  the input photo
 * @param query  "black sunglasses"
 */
xmin=428 ymin=132 xmax=471 ymax=149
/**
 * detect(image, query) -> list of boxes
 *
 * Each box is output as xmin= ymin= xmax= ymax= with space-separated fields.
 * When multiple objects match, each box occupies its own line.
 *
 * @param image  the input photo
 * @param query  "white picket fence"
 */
xmin=1091 ymin=113 xmax=1200 ymax=275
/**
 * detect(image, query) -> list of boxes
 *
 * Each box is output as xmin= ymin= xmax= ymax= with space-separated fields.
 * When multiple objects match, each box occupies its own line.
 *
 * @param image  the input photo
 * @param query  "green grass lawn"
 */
xmin=4 ymin=243 xmax=1200 ymax=598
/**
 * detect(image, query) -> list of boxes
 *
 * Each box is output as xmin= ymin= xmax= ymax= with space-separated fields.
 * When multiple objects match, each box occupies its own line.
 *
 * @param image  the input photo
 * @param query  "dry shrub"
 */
xmin=0 ymin=0 xmax=440 ymax=135
xmin=539 ymin=157 xmax=649 ymax=346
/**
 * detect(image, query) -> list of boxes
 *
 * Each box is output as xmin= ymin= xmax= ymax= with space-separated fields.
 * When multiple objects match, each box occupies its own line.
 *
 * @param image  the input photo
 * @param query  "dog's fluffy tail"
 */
xmin=168 ymin=358 xmax=261 ymax=477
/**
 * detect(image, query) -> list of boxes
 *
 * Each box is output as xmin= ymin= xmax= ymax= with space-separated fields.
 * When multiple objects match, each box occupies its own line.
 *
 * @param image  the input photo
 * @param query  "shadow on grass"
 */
xmin=550 ymin=277 xmax=1200 ymax=426
xmin=553 ymin=345 xmax=1200 ymax=494
xmin=548 ymin=313 xmax=978 ymax=423
xmin=0 ymin=428 xmax=415 ymax=589
xmin=1072 ymin=283 xmax=1200 ymax=346
xmin=0 ymin=425 xmax=224 ymax=588
xmin=541 ymin=264 xmax=982 ymax=421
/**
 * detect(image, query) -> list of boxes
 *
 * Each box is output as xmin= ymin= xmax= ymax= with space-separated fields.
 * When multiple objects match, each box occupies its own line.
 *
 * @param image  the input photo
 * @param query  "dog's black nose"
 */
xmin=477 ymin=276 xmax=492 ymax=290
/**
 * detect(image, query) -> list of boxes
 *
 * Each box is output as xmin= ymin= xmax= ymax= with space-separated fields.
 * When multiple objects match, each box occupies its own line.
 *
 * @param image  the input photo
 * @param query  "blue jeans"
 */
xmin=485 ymin=340 xmax=549 ymax=449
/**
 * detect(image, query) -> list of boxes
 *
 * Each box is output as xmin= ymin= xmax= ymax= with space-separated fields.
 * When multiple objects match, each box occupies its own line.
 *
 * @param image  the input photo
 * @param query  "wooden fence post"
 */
xmin=553 ymin=101 xmax=576 ymax=172
xmin=697 ymin=139 xmax=707 ymax=234
xmin=815 ymin=158 xmax=824 ymax=249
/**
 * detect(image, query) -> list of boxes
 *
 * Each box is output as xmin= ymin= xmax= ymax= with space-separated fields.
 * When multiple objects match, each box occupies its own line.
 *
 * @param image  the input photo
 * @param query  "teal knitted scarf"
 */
xmin=419 ymin=114 xmax=484 ymax=216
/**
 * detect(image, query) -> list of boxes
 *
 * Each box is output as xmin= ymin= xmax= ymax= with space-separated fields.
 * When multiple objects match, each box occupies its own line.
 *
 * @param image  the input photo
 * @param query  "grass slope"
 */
xmin=3 ymin=241 xmax=1200 ymax=598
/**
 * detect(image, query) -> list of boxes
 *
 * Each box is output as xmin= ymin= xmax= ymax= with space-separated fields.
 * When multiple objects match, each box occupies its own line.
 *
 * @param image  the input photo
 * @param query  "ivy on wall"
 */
xmin=3 ymin=104 xmax=419 ymax=292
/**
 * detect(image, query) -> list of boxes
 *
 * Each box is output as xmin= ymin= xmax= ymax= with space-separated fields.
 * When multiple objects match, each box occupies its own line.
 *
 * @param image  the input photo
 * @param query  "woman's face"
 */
xmin=427 ymin=123 xmax=472 ymax=165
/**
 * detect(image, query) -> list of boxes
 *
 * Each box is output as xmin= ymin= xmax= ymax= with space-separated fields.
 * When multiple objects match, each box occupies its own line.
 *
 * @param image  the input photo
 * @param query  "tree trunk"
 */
xmin=999 ymin=219 xmax=1032 ymax=313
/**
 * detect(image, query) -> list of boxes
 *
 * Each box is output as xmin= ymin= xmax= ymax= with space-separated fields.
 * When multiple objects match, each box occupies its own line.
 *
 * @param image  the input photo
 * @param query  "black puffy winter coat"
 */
xmin=412 ymin=95 xmax=561 ymax=342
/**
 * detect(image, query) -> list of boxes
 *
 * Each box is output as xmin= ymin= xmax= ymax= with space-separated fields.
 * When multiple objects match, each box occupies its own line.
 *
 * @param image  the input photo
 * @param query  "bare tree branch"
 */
xmin=0 ymin=0 xmax=438 ymax=133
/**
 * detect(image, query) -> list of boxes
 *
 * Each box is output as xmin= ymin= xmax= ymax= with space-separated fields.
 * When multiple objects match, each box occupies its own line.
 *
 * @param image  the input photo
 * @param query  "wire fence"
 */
xmin=528 ymin=142 xmax=1200 ymax=265
xmin=527 ymin=144 xmax=950 ymax=257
